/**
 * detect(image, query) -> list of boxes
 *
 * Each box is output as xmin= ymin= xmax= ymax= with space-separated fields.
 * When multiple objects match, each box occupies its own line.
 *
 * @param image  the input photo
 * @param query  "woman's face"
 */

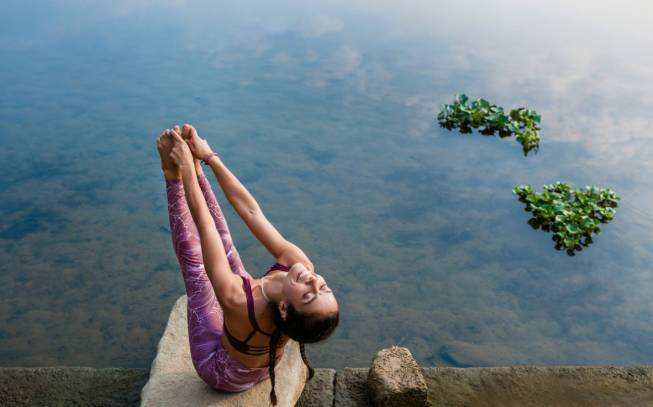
xmin=281 ymin=262 xmax=338 ymax=317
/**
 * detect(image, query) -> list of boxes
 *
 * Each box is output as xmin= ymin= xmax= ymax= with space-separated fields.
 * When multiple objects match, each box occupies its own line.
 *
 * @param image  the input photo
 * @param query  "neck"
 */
xmin=261 ymin=272 xmax=285 ymax=304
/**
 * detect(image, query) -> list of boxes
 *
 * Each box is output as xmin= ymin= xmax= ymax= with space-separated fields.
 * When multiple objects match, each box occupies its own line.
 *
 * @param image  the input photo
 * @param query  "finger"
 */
xmin=170 ymin=127 xmax=181 ymax=137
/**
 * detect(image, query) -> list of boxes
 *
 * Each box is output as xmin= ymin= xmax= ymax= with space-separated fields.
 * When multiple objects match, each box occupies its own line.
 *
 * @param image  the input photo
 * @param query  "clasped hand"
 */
xmin=167 ymin=124 xmax=215 ymax=168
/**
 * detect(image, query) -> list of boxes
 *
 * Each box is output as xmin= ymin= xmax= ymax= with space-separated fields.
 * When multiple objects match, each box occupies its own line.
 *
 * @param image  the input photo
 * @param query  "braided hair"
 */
xmin=267 ymin=328 xmax=283 ymax=406
xmin=267 ymin=303 xmax=339 ymax=405
xmin=299 ymin=342 xmax=314 ymax=380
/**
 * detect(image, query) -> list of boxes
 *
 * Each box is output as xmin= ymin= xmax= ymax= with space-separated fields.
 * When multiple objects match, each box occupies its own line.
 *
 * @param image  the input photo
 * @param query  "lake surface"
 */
xmin=1 ymin=0 xmax=653 ymax=369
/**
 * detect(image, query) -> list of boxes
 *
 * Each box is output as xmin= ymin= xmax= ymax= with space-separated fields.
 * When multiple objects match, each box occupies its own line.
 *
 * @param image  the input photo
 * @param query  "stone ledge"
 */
xmin=0 ymin=367 xmax=148 ymax=407
xmin=334 ymin=368 xmax=370 ymax=407
xmin=295 ymin=368 xmax=336 ymax=407
xmin=423 ymin=366 xmax=653 ymax=407
xmin=2 ymin=363 xmax=653 ymax=406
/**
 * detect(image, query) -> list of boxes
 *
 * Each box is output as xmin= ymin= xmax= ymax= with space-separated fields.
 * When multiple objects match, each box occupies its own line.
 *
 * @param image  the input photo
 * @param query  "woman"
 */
xmin=155 ymin=125 xmax=339 ymax=405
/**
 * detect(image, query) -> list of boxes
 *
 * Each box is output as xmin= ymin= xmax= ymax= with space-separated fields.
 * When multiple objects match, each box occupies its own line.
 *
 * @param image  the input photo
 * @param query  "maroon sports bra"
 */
xmin=223 ymin=263 xmax=290 ymax=356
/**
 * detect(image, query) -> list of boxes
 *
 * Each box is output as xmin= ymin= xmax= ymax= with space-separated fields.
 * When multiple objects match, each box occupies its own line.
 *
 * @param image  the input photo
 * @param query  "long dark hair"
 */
xmin=267 ymin=303 xmax=339 ymax=405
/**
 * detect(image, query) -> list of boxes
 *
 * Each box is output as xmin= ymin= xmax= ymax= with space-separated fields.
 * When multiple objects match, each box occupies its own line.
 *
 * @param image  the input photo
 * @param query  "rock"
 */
xmin=140 ymin=295 xmax=307 ymax=407
xmin=295 ymin=368 xmax=336 ymax=407
xmin=367 ymin=346 xmax=427 ymax=407
xmin=334 ymin=368 xmax=371 ymax=407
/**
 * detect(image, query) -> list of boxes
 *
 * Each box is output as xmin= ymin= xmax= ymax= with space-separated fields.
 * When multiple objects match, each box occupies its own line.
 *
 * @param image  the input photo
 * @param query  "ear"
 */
xmin=278 ymin=300 xmax=289 ymax=321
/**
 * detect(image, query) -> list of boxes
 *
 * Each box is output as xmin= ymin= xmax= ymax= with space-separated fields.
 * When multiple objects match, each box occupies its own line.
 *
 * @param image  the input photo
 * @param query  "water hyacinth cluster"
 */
xmin=512 ymin=182 xmax=620 ymax=256
xmin=437 ymin=94 xmax=541 ymax=155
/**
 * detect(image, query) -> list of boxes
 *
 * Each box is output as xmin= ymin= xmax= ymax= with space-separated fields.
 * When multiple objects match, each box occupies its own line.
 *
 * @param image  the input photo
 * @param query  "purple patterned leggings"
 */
xmin=165 ymin=174 xmax=270 ymax=392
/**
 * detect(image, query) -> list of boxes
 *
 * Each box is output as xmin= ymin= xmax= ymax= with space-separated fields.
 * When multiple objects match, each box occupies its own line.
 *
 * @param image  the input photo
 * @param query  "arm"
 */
xmin=182 ymin=124 xmax=313 ymax=270
xmin=206 ymin=155 xmax=314 ymax=270
xmin=169 ymin=131 xmax=242 ymax=306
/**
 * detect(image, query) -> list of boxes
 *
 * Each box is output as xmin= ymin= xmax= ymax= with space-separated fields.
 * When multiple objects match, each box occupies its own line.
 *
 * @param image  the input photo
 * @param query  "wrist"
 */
xmin=201 ymin=152 xmax=219 ymax=165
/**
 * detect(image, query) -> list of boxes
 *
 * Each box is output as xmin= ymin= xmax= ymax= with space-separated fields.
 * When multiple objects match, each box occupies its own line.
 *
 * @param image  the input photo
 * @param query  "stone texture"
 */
xmin=0 ymin=367 xmax=148 ymax=406
xmin=334 ymin=368 xmax=371 ymax=406
xmin=296 ymin=368 xmax=336 ymax=407
xmin=140 ymin=295 xmax=307 ymax=407
xmin=367 ymin=346 xmax=427 ymax=407
xmin=423 ymin=366 xmax=653 ymax=407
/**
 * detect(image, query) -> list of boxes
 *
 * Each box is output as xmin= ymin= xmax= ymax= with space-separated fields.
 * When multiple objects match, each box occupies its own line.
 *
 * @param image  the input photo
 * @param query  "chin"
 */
xmin=287 ymin=267 xmax=302 ymax=285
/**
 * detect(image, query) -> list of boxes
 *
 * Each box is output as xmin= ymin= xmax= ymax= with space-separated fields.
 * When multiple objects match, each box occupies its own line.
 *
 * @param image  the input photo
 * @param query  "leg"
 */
xmin=167 ymin=180 xmax=267 ymax=391
xmin=158 ymin=130 xmax=224 ymax=382
xmin=197 ymin=174 xmax=248 ymax=278
xmin=166 ymin=178 xmax=227 ymax=383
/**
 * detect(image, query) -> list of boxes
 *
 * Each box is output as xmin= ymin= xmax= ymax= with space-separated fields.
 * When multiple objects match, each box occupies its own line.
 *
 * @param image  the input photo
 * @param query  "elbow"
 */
xmin=230 ymin=195 xmax=258 ymax=216
xmin=241 ymin=204 xmax=261 ymax=221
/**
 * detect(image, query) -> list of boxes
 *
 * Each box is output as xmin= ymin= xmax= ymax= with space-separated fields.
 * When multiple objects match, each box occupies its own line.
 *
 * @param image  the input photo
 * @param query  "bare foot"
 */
xmin=156 ymin=129 xmax=181 ymax=180
xmin=180 ymin=124 xmax=204 ymax=176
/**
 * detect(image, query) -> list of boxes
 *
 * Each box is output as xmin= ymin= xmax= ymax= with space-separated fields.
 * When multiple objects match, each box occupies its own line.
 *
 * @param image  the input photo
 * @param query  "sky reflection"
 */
xmin=1 ymin=0 xmax=652 ymax=369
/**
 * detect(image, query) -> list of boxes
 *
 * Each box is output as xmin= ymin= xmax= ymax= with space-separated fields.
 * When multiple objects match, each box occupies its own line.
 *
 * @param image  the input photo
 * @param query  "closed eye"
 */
xmin=304 ymin=294 xmax=318 ymax=304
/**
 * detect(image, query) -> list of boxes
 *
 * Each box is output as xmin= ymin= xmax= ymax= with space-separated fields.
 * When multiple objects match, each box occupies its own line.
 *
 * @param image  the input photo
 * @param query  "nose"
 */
xmin=309 ymin=277 xmax=320 ymax=291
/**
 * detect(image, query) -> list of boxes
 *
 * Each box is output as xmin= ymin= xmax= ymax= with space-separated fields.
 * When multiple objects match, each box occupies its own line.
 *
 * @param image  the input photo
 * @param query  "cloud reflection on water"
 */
xmin=1 ymin=0 xmax=653 ymax=369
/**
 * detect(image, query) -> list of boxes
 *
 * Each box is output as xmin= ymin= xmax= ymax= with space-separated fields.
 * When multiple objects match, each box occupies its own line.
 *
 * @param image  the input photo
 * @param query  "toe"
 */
xmin=189 ymin=125 xmax=198 ymax=139
xmin=170 ymin=130 xmax=182 ymax=143
xmin=165 ymin=129 xmax=179 ymax=144
xmin=182 ymin=124 xmax=191 ymax=139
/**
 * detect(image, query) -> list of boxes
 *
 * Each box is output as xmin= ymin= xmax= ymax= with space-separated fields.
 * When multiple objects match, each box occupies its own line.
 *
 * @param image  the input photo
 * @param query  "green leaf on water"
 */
xmin=513 ymin=182 xmax=620 ymax=256
xmin=566 ymin=224 xmax=580 ymax=234
xmin=436 ymin=95 xmax=541 ymax=155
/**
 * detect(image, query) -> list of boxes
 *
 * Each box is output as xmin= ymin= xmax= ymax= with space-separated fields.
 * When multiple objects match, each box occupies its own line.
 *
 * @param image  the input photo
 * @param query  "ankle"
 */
xmin=163 ymin=169 xmax=181 ymax=181
xmin=194 ymin=160 xmax=204 ymax=176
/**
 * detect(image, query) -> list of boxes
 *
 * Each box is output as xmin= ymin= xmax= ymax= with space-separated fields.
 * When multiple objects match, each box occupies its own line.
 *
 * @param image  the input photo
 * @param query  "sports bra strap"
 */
xmin=240 ymin=275 xmax=272 ymax=337
xmin=265 ymin=262 xmax=290 ymax=276
xmin=222 ymin=268 xmax=292 ymax=357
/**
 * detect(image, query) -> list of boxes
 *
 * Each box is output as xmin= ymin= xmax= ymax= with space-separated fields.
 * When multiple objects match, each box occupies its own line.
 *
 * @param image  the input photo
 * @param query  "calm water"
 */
xmin=1 ymin=0 xmax=653 ymax=369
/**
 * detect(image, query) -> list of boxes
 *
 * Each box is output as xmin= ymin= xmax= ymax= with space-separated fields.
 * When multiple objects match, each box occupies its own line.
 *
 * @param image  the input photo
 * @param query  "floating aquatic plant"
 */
xmin=512 ymin=182 xmax=620 ymax=256
xmin=437 ymin=94 xmax=541 ymax=155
